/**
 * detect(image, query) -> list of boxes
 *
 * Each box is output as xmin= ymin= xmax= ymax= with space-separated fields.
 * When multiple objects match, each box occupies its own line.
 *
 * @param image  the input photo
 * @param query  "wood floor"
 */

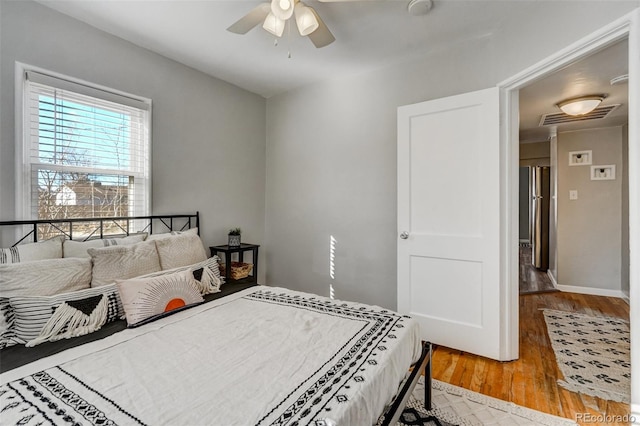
xmin=519 ymin=244 xmax=557 ymax=294
xmin=431 ymin=291 xmax=630 ymax=425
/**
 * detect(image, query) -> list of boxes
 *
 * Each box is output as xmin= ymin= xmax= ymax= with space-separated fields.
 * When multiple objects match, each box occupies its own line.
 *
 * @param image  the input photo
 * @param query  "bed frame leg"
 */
xmin=423 ymin=341 xmax=443 ymax=425
xmin=379 ymin=339 xmax=434 ymax=426
xmin=425 ymin=341 xmax=433 ymax=411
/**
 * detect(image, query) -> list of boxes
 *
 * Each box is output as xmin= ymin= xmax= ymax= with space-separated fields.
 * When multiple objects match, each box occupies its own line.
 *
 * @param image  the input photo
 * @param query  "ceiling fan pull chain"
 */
xmin=287 ymin=19 xmax=292 ymax=59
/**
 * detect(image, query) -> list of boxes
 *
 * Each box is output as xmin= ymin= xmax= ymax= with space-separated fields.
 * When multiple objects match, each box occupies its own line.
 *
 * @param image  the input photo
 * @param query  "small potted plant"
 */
xmin=228 ymin=228 xmax=242 ymax=247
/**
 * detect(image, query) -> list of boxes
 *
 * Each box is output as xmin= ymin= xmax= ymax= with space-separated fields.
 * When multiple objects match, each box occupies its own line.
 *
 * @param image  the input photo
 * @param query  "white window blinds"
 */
xmin=21 ymin=70 xmax=151 ymax=223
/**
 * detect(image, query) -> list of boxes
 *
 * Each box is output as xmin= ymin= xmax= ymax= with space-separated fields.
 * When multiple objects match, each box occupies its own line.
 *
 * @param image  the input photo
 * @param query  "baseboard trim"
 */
xmin=555 ymin=283 xmax=626 ymax=299
xmin=546 ymin=270 xmax=558 ymax=289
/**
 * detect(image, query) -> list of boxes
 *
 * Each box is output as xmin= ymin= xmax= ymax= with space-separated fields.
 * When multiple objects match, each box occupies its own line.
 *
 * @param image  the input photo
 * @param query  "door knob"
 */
xmin=400 ymin=231 xmax=409 ymax=239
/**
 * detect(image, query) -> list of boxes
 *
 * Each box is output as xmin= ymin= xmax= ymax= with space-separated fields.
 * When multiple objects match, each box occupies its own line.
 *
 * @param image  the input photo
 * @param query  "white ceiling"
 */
xmin=519 ymin=39 xmax=629 ymax=143
xmin=35 ymin=0 xmax=629 ymax=140
xmin=35 ymin=0 xmax=554 ymax=98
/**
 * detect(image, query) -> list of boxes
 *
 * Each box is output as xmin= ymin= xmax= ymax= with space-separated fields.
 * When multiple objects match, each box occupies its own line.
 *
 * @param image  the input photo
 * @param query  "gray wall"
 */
xmin=0 ymin=1 xmax=267 ymax=281
xmin=557 ymin=127 xmax=624 ymax=292
xmin=265 ymin=2 xmax=638 ymax=309
xmin=2 ymin=1 xmax=637 ymax=302
xmin=520 ymin=141 xmax=550 ymax=167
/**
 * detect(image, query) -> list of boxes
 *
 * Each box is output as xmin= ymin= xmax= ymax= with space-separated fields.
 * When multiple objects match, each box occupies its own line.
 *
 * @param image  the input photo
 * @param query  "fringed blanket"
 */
xmin=1 ymin=287 xmax=421 ymax=426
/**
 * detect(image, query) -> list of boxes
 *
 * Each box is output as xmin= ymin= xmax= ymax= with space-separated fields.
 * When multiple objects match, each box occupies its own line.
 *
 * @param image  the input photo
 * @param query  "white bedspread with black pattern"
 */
xmin=0 ymin=287 xmax=422 ymax=426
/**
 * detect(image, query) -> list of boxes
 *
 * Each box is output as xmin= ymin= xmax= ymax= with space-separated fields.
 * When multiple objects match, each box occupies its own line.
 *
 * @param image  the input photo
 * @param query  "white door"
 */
xmin=397 ymin=87 xmax=502 ymax=360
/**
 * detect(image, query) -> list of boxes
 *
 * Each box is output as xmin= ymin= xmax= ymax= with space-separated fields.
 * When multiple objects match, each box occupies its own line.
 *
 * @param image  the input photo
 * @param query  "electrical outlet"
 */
xmin=569 ymin=190 xmax=578 ymax=200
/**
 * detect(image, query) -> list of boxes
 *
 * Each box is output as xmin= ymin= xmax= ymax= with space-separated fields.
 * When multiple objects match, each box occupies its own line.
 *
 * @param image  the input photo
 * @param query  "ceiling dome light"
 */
xmin=557 ymin=95 xmax=606 ymax=116
xmin=271 ymin=0 xmax=295 ymax=20
xmin=294 ymin=3 xmax=319 ymax=36
xmin=263 ymin=12 xmax=285 ymax=37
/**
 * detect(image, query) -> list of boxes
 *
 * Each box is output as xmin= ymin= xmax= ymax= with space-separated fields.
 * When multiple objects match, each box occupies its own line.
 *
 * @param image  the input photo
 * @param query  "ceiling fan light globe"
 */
xmin=271 ymin=0 xmax=294 ymax=20
xmin=280 ymin=0 xmax=291 ymax=10
xmin=263 ymin=12 xmax=285 ymax=37
xmin=294 ymin=3 xmax=319 ymax=36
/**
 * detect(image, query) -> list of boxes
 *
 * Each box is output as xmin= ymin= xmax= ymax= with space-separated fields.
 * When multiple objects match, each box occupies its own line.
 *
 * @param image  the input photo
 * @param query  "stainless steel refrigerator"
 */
xmin=531 ymin=166 xmax=550 ymax=270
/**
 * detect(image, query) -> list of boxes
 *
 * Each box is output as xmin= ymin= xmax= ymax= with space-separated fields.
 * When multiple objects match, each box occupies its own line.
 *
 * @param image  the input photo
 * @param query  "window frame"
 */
xmin=15 ymin=63 xmax=152 ymax=222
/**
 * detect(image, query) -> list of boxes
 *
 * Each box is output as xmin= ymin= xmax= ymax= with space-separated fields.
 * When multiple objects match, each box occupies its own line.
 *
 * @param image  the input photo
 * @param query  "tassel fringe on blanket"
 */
xmin=199 ymin=264 xmax=219 ymax=295
xmin=27 ymin=295 xmax=108 ymax=347
xmin=192 ymin=259 xmax=222 ymax=295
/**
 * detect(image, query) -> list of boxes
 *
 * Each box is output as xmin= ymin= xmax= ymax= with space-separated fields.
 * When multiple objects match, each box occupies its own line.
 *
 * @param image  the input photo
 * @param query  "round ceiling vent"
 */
xmin=407 ymin=0 xmax=433 ymax=16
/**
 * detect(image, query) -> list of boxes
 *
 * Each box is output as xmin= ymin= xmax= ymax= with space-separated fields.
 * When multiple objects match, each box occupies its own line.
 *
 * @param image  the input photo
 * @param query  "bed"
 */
xmin=0 ymin=214 xmax=432 ymax=426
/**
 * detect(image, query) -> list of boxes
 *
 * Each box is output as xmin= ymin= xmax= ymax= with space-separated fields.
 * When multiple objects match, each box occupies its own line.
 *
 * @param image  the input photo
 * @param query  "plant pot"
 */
xmin=228 ymin=234 xmax=241 ymax=247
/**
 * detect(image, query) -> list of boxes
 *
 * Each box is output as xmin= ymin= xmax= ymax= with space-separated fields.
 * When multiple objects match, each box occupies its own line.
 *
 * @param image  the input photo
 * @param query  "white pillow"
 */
xmin=146 ymin=227 xmax=198 ymax=241
xmin=154 ymin=232 xmax=207 ymax=270
xmin=63 ymin=233 xmax=147 ymax=258
xmin=116 ymin=269 xmax=203 ymax=327
xmin=0 ymin=235 xmax=64 ymax=264
xmin=88 ymin=240 xmax=161 ymax=287
xmin=0 ymin=257 xmax=92 ymax=298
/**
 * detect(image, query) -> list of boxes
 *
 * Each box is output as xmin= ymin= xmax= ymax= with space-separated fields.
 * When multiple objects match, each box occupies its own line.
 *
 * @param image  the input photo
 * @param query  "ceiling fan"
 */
xmin=227 ymin=0 xmax=339 ymax=48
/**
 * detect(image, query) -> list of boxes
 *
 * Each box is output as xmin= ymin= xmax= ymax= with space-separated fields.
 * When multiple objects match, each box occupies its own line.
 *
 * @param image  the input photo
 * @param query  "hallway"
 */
xmin=519 ymin=243 xmax=557 ymax=294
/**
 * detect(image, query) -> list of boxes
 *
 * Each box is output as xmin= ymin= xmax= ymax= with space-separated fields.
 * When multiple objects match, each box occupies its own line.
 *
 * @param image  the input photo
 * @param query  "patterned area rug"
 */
xmin=395 ymin=377 xmax=577 ymax=425
xmin=542 ymin=309 xmax=630 ymax=403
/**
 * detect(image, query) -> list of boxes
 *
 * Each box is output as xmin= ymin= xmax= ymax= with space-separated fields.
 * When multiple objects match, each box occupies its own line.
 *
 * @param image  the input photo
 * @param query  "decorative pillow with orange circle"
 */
xmin=116 ymin=269 xmax=204 ymax=327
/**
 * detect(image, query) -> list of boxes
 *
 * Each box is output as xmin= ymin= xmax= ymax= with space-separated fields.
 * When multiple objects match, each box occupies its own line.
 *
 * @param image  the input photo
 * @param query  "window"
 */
xmin=19 ymin=68 xmax=151 ymax=232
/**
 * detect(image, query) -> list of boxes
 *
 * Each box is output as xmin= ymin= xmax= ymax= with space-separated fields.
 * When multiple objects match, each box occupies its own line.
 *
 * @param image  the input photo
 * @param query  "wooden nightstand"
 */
xmin=210 ymin=243 xmax=260 ymax=285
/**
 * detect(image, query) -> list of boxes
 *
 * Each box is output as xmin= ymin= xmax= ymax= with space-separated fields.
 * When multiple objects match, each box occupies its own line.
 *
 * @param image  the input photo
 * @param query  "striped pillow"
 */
xmin=10 ymin=284 xmax=123 ymax=344
xmin=0 ymin=298 xmax=24 ymax=348
xmin=0 ymin=236 xmax=64 ymax=264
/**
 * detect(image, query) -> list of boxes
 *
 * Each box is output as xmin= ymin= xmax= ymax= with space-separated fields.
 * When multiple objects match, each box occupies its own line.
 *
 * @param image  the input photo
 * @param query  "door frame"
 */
xmin=498 ymin=8 xmax=639 ymax=417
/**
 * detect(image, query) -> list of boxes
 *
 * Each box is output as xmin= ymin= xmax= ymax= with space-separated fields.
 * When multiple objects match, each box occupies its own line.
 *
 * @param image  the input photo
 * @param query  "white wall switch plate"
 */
xmin=569 ymin=190 xmax=578 ymax=200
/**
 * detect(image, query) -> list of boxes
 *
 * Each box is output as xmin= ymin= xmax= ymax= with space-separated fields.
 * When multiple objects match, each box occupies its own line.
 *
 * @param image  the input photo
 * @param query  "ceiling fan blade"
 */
xmin=227 ymin=3 xmax=271 ymax=34
xmin=307 ymin=7 xmax=335 ymax=48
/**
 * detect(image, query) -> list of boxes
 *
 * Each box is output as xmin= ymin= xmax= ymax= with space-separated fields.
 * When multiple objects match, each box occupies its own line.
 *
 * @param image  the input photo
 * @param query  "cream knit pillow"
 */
xmin=88 ymin=240 xmax=161 ymax=287
xmin=0 ymin=257 xmax=92 ymax=297
xmin=154 ymin=232 xmax=207 ymax=270
xmin=63 ymin=233 xmax=147 ymax=258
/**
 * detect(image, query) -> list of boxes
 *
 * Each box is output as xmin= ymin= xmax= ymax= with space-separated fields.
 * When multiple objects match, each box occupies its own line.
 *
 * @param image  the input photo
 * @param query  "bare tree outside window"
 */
xmin=31 ymin=89 xmax=145 ymax=240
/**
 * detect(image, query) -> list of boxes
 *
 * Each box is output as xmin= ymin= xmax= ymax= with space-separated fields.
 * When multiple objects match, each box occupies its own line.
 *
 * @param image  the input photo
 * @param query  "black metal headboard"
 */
xmin=0 ymin=213 xmax=199 ymax=247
